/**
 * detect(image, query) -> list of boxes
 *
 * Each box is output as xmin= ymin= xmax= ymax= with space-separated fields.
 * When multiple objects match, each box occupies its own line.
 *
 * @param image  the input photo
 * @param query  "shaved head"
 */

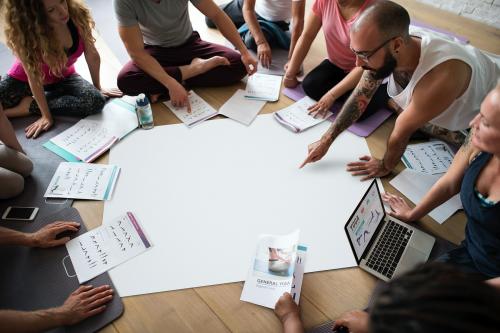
xmin=352 ymin=0 xmax=411 ymax=42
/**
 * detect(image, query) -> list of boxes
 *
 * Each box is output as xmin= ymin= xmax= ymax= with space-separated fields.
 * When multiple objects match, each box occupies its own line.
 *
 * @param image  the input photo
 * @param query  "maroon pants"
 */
xmin=117 ymin=31 xmax=247 ymax=97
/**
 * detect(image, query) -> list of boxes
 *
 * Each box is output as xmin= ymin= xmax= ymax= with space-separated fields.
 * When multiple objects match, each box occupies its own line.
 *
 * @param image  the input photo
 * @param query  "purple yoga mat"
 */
xmin=283 ymin=85 xmax=392 ymax=137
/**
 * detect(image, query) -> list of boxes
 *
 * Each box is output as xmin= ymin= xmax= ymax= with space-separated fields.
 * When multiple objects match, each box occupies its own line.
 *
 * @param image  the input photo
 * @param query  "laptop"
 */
xmin=344 ymin=180 xmax=435 ymax=282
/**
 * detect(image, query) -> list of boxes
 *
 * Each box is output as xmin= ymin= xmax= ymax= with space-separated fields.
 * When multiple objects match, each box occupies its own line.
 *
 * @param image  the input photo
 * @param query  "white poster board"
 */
xmin=104 ymin=115 xmax=371 ymax=297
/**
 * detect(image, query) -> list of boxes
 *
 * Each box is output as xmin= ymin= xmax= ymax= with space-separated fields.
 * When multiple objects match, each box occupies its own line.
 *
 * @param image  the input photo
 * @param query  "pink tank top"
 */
xmin=313 ymin=0 xmax=375 ymax=72
xmin=7 ymin=27 xmax=85 ymax=85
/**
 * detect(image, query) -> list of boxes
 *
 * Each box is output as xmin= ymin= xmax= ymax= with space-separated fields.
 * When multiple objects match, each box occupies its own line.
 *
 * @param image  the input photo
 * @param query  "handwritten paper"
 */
xmin=48 ymin=97 xmax=138 ymax=162
xmin=219 ymin=89 xmax=266 ymax=126
xmin=402 ymin=141 xmax=454 ymax=175
xmin=245 ymin=73 xmax=282 ymax=102
xmin=44 ymin=162 xmax=120 ymax=200
xmin=66 ymin=212 xmax=152 ymax=283
xmin=163 ymin=91 xmax=218 ymax=127
xmin=274 ymin=96 xmax=332 ymax=133
xmin=390 ymin=169 xmax=462 ymax=224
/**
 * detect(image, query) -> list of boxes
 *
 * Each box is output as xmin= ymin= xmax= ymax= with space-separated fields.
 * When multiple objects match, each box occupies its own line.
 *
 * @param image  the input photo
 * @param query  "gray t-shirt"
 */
xmin=113 ymin=0 xmax=201 ymax=47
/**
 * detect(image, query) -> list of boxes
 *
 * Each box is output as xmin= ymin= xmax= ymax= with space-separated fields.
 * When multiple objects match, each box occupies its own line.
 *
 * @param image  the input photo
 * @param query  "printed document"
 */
xmin=245 ymin=73 xmax=282 ymax=102
xmin=402 ymin=141 xmax=454 ymax=175
xmin=219 ymin=89 xmax=266 ymax=125
xmin=274 ymin=96 xmax=332 ymax=132
xmin=163 ymin=91 xmax=218 ymax=127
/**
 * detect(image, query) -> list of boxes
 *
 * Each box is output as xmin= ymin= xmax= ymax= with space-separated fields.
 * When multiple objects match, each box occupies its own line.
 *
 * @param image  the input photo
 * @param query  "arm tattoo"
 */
xmin=324 ymin=70 xmax=382 ymax=140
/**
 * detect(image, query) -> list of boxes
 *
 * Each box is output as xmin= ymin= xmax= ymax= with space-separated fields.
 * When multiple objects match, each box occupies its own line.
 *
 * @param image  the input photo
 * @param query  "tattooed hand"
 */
xmin=346 ymin=155 xmax=391 ymax=180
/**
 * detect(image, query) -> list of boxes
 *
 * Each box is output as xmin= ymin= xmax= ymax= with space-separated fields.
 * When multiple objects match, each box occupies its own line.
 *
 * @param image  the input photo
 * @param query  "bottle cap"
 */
xmin=136 ymin=93 xmax=150 ymax=107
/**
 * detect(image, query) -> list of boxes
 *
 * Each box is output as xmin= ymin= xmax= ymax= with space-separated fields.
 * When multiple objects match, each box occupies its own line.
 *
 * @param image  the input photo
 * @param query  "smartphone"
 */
xmin=2 ymin=206 xmax=39 ymax=221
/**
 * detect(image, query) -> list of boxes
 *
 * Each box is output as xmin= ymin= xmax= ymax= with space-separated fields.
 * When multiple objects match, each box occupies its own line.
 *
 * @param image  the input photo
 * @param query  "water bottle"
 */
xmin=135 ymin=94 xmax=154 ymax=129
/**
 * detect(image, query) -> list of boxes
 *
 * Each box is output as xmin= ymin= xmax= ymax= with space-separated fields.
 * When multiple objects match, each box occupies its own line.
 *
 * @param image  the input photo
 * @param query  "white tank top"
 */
xmin=387 ymin=30 xmax=500 ymax=131
xmin=255 ymin=0 xmax=303 ymax=22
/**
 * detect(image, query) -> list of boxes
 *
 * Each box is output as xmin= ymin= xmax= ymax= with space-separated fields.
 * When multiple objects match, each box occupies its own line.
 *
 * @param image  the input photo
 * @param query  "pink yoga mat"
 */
xmin=283 ymin=85 xmax=392 ymax=137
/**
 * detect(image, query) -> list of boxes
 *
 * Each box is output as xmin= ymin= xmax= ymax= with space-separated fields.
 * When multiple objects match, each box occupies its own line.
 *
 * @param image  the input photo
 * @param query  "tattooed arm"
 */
xmin=382 ymin=130 xmax=477 ymax=222
xmin=299 ymin=70 xmax=382 ymax=168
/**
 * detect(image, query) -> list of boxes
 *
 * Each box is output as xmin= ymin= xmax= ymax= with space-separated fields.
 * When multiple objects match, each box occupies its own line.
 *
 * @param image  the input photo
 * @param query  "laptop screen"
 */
xmin=345 ymin=180 xmax=385 ymax=262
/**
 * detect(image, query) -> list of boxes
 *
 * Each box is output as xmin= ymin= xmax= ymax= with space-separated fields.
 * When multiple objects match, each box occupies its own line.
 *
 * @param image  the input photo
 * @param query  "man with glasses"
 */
xmin=300 ymin=0 xmax=500 ymax=180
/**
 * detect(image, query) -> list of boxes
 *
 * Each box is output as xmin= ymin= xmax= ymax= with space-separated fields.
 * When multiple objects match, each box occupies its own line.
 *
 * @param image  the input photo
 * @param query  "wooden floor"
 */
xmin=72 ymin=1 xmax=500 ymax=332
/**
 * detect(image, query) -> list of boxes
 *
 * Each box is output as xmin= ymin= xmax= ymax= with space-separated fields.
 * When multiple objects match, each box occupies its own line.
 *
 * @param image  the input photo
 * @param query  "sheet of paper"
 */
xmin=44 ymin=162 xmax=120 ymax=200
xmin=390 ymin=169 xmax=462 ymax=224
xmin=104 ymin=115 xmax=367 ymax=297
xmin=163 ymin=91 xmax=218 ymax=127
xmin=290 ymin=245 xmax=307 ymax=304
xmin=402 ymin=141 xmax=454 ymax=175
xmin=48 ymin=97 xmax=138 ymax=162
xmin=245 ymin=73 xmax=282 ymax=102
xmin=218 ymin=89 xmax=266 ymax=126
xmin=66 ymin=212 xmax=152 ymax=283
xmin=274 ymin=96 xmax=332 ymax=132
xmin=240 ymin=230 xmax=300 ymax=308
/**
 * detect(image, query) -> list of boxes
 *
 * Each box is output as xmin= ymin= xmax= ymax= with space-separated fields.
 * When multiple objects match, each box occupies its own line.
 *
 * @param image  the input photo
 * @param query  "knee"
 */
xmin=0 ymin=171 xmax=24 ymax=199
xmin=302 ymin=74 xmax=322 ymax=101
xmin=17 ymin=155 xmax=33 ymax=177
xmin=243 ymin=33 xmax=257 ymax=51
xmin=117 ymin=66 xmax=140 ymax=96
xmin=84 ymin=88 xmax=106 ymax=116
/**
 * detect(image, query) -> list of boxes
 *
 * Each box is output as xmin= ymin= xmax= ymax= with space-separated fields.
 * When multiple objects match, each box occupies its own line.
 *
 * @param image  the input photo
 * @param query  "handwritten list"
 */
xmin=163 ymin=91 xmax=218 ymax=127
xmin=66 ymin=212 xmax=152 ymax=283
xmin=402 ymin=141 xmax=455 ymax=174
xmin=245 ymin=73 xmax=282 ymax=102
xmin=45 ymin=162 xmax=120 ymax=200
xmin=274 ymin=96 xmax=332 ymax=133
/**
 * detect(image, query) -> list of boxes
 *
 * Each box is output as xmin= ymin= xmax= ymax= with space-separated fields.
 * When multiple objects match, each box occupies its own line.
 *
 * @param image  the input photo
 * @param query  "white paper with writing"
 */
xmin=402 ymin=141 xmax=454 ymax=175
xmin=245 ymin=73 xmax=282 ymax=102
xmin=219 ymin=89 xmax=266 ymax=126
xmin=45 ymin=162 xmax=120 ymax=200
xmin=163 ymin=91 xmax=218 ymax=127
xmin=49 ymin=98 xmax=138 ymax=162
xmin=240 ymin=230 xmax=303 ymax=308
xmin=390 ymin=169 xmax=462 ymax=224
xmin=274 ymin=96 xmax=332 ymax=133
xmin=66 ymin=212 xmax=152 ymax=283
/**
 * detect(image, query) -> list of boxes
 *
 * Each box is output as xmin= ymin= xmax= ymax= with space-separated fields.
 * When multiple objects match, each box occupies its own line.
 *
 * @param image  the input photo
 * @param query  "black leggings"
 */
xmin=302 ymin=59 xmax=389 ymax=121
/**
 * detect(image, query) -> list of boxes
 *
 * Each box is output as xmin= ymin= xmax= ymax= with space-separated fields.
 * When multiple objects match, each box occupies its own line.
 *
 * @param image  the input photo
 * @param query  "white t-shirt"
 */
xmin=255 ymin=0 xmax=303 ymax=22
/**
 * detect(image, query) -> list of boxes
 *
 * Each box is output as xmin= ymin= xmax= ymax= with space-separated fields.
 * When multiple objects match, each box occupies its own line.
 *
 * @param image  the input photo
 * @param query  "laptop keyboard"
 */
xmin=366 ymin=220 xmax=413 ymax=279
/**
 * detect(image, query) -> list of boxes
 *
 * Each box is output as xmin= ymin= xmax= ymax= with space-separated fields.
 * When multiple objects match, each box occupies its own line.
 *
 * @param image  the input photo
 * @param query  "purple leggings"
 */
xmin=117 ymin=31 xmax=246 ymax=97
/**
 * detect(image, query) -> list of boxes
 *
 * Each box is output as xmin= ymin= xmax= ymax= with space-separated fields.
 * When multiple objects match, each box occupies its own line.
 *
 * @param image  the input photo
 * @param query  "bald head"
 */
xmin=353 ymin=1 xmax=411 ymax=42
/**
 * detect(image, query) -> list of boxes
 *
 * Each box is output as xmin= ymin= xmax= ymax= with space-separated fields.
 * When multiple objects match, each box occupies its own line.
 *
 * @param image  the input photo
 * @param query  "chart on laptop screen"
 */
xmin=347 ymin=182 xmax=385 ymax=259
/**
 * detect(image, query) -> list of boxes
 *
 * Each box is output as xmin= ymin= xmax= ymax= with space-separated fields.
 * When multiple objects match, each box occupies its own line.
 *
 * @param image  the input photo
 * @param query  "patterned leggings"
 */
xmin=0 ymin=74 xmax=105 ymax=117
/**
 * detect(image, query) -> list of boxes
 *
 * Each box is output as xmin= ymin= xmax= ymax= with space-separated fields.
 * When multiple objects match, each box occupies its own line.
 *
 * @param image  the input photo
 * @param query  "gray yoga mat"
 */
xmin=0 ymin=116 xmax=78 ymax=223
xmin=0 ymin=207 xmax=124 ymax=333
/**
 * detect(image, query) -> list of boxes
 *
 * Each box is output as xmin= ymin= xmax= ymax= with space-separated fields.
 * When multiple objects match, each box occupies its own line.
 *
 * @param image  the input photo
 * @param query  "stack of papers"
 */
xmin=245 ymin=73 xmax=282 ymax=102
xmin=241 ymin=230 xmax=307 ymax=308
xmin=219 ymin=89 xmax=266 ymax=126
xmin=274 ymin=96 xmax=332 ymax=133
xmin=402 ymin=141 xmax=454 ymax=174
xmin=44 ymin=97 xmax=138 ymax=162
xmin=66 ymin=212 xmax=152 ymax=283
xmin=44 ymin=162 xmax=120 ymax=201
xmin=163 ymin=91 xmax=218 ymax=127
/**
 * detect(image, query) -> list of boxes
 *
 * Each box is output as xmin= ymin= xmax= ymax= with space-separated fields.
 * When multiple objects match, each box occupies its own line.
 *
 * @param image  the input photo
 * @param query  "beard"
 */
xmin=362 ymin=51 xmax=397 ymax=80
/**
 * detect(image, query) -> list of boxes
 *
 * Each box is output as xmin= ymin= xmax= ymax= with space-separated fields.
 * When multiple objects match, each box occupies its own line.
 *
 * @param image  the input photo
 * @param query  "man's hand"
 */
xmin=333 ymin=310 xmax=369 ymax=333
xmin=299 ymin=136 xmax=333 ymax=168
xmin=25 ymin=115 xmax=53 ymax=139
xmin=307 ymin=92 xmax=336 ymax=119
xmin=257 ymin=42 xmax=272 ymax=68
xmin=382 ymin=192 xmax=414 ymax=222
xmin=274 ymin=292 xmax=299 ymax=323
xmin=167 ymin=80 xmax=191 ymax=113
xmin=56 ymin=285 xmax=114 ymax=326
xmin=101 ymin=88 xmax=123 ymax=98
xmin=241 ymin=51 xmax=258 ymax=75
xmin=30 ymin=221 xmax=80 ymax=248
xmin=346 ymin=155 xmax=391 ymax=181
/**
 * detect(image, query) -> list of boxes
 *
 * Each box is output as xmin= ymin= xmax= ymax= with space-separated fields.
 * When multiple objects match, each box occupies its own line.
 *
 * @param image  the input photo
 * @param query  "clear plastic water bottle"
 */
xmin=135 ymin=94 xmax=154 ymax=129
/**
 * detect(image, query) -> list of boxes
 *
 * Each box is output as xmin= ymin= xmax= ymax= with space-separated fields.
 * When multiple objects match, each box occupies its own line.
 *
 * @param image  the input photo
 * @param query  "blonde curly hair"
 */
xmin=4 ymin=0 xmax=95 ymax=83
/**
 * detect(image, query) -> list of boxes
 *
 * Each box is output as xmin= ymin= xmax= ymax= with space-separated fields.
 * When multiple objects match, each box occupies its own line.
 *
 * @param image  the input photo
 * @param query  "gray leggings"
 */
xmin=0 ymin=144 xmax=33 ymax=199
xmin=0 ymin=74 xmax=105 ymax=117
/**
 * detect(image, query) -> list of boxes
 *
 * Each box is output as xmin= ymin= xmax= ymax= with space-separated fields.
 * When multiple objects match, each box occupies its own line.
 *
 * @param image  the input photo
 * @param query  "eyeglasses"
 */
xmin=350 ymin=36 xmax=398 ymax=62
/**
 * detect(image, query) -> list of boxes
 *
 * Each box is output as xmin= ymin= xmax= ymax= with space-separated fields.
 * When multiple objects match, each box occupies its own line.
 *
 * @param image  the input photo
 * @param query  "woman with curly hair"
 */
xmin=0 ymin=0 xmax=121 ymax=139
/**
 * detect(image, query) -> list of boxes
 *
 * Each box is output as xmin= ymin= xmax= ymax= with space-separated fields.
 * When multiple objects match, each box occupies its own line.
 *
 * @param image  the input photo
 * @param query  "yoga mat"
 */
xmin=105 ymin=114 xmax=372 ymax=297
xmin=0 ymin=207 xmax=123 ymax=333
xmin=283 ymin=85 xmax=392 ymax=137
xmin=0 ymin=116 xmax=78 ymax=223
xmin=410 ymin=20 xmax=469 ymax=44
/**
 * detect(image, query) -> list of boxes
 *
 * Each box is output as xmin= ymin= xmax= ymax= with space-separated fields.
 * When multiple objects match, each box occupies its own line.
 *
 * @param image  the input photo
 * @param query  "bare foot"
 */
xmin=180 ymin=56 xmax=230 ymax=80
xmin=4 ymin=96 xmax=34 ymax=118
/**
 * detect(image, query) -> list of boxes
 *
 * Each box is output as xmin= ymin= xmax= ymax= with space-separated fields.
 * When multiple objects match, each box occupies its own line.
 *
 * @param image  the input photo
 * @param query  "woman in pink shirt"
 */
xmin=285 ymin=0 xmax=388 ymax=119
xmin=0 ymin=0 xmax=120 ymax=139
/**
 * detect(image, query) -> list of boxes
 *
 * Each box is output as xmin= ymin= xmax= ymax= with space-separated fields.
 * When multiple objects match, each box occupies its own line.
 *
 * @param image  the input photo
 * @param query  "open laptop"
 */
xmin=344 ymin=180 xmax=435 ymax=282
